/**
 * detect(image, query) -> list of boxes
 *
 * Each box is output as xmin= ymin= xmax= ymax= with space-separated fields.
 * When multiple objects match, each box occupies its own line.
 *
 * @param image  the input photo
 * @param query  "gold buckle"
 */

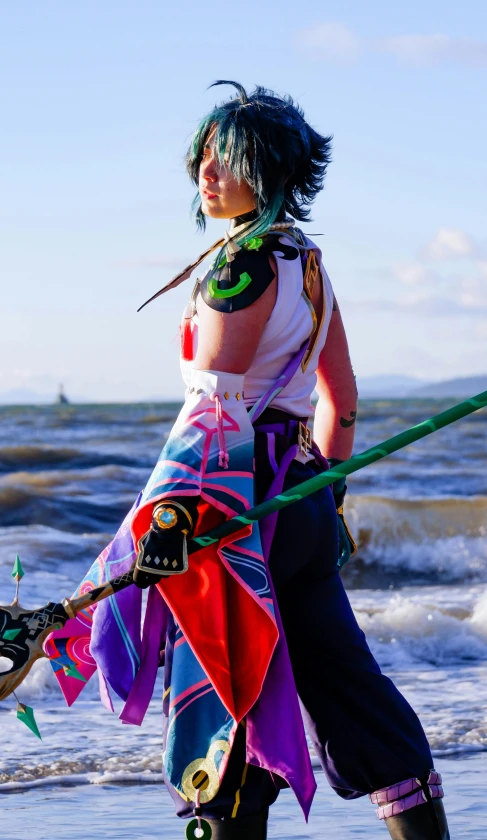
xmin=298 ymin=421 xmax=312 ymax=456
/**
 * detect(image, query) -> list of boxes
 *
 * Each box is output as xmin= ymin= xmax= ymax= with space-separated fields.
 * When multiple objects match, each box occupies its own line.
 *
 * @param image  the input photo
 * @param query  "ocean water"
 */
xmin=1 ymin=399 xmax=486 ymax=836
xmin=1 ymin=756 xmax=486 ymax=839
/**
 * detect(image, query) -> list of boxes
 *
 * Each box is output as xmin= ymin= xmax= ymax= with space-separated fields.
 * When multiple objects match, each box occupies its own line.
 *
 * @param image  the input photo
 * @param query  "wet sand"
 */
xmin=1 ymin=755 xmax=485 ymax=839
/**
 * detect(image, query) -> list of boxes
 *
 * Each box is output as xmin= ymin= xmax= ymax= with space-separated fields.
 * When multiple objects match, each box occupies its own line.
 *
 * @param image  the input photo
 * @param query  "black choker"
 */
xmin=233 ymin=209 xmax=259 ymax=225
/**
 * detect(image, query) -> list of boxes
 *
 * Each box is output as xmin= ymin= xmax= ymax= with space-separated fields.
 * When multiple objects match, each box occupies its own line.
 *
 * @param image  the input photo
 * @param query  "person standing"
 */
xmin=61 ymin=81 xmax=450 ymax=840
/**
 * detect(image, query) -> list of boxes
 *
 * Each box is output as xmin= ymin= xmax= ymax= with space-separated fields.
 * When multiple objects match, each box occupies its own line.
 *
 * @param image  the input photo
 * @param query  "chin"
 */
xmin=201 ymin=203 xmax=229 ymax=220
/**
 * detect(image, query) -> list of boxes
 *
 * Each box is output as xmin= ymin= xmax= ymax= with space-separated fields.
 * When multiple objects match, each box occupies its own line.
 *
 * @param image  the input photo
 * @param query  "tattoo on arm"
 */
xmin=340 ymin=410 xmax=357 ymax=428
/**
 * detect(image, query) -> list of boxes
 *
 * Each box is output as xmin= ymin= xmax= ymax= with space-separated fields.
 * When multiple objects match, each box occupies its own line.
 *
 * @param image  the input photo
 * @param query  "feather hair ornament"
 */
xmin=137 ymin=220 xmax=296 ymax=312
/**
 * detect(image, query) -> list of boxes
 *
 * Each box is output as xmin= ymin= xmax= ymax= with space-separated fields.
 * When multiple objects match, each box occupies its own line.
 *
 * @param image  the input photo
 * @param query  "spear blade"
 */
xmin=11 ymin=555 xmax=24 ymax=582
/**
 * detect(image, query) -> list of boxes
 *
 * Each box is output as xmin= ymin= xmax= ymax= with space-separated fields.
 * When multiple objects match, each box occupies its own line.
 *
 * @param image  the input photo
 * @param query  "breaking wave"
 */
xmin=0 ymin=466 xmax=145 ymax=531
xmin=0 ymin=485 xmax=134 ymax=532
xmin=343 ymin=495 xmax=487 ymax=585
xmin=354 ymin=587 xmax=487 ymax=667
xmin=0 ymin=445 xmax=148 ymax=473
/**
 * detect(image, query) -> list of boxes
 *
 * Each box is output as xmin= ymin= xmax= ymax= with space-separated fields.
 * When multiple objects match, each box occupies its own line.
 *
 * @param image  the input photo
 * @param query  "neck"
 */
xmin=229 ymin=205 xmax=287 ymax=231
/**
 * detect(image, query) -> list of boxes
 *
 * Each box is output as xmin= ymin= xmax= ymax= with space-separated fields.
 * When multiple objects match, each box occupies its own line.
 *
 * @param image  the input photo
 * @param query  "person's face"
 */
xmin=198 ymin=128 xmax=257 ymax=220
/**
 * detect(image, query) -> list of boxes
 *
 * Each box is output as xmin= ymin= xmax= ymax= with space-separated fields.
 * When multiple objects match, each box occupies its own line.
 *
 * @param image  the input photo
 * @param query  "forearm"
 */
xmin=314 ymin=297 xmax=357 ymax=460
xmin=313 ymin=391 xmax=357 ymax=461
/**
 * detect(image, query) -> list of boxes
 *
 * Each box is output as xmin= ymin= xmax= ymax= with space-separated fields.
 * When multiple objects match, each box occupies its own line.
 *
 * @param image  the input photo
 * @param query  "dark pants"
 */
xmin=169 ymin=439 xmax=433 ymax=819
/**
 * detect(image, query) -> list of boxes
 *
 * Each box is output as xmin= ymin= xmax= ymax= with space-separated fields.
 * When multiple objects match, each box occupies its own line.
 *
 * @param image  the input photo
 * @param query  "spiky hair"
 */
xmin=186 ymin=80 xmax=333 ymax=241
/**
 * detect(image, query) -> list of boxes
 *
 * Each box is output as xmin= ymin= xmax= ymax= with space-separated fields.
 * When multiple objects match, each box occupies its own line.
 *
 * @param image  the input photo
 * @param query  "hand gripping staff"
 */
xmin=1 ymin=390 xmax=486 ymax=721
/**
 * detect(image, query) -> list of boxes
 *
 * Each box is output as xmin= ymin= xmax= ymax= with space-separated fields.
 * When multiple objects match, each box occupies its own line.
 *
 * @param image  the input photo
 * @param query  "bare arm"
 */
xmin=194 ymin=259 xmax=277 ymax=373
xmin=314 ymin=297 xmax=358 ymax=460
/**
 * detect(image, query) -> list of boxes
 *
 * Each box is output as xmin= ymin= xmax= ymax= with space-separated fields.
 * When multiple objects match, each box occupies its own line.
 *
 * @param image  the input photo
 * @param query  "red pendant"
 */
xmin=180 ymin=319 xmax=194 ymax=361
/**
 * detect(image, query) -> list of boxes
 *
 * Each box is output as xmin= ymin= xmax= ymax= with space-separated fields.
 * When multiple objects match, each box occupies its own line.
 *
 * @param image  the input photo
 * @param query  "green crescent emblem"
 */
xmin=208 ymin=271 xmax=252 ymax=300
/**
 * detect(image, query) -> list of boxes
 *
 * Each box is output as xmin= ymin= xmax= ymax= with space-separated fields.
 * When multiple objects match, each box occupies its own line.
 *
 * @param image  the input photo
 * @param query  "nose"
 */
xmin=200 ymin=155 xmax=218 ymax=183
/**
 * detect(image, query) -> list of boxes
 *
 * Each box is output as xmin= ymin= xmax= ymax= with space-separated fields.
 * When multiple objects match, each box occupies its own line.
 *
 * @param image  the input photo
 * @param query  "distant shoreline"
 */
xmin=1 ymin=373 xmax=486 ymax=406
xmin=0 ymin=395 xmax=483 ymax=408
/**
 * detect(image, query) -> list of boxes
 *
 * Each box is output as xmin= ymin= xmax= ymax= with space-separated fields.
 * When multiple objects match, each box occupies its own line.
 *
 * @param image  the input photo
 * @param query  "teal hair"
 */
xmin=186 ymin=80 xmax=333 ymax=247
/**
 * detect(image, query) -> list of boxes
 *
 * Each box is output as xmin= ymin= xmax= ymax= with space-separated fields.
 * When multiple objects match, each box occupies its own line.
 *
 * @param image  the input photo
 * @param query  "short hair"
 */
xmin=186 ymin=80 xmax=333 ymax=241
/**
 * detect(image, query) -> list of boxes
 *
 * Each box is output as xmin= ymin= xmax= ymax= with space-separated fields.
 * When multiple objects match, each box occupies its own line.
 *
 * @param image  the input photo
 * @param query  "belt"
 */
xmin=251 ymin=407 xmax=313 ymax=457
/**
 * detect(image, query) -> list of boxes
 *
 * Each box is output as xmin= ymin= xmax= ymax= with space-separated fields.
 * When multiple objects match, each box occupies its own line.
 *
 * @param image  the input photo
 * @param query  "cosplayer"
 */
xmin=48 ymin=82 xmax=450 ymax=840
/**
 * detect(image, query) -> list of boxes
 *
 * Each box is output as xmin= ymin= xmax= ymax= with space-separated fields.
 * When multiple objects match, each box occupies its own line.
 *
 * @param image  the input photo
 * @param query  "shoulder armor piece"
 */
xmin=199 ymin=233 xmax=300 ymax=313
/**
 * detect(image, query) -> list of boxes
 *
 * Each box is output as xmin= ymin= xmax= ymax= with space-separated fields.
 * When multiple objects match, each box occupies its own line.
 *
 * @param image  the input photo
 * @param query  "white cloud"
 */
xmin=392 ymin=262 xmax=436 ymax=286
xmin=456 ymin=265 xmax=487 ymax=307
xmin=476 ymin=320 xmax=487 ymax=340
xmin=398 ymin=288 xmax=432 ymax=305
xmin=397 ymin=295 xmax=466 ymax=317
xmin=379 ymin=34 xmax=487 ymax=67
xmin=422 ymin=227 xmax=476 ymax=260
xmin=295 ymin=23 xmax=487 ymax=68
xmin=295 ymin=22 xmax=361 ymax=62
xmin=343 ymin=294 xmax=487 ymax=319
xmin=361 ymin=230 xmax=487 ymax=319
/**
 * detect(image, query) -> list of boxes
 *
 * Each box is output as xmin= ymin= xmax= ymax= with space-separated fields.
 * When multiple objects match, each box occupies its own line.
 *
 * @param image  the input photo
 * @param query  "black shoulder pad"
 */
xmin=199 ymin=234 xmax=300 ymax=313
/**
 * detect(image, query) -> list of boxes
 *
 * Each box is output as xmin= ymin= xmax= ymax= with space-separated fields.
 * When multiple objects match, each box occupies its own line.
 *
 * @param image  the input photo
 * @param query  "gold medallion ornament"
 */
xmin=181 ymin=739 xmax=231 ymax=803
xmin=153 ymin=505 xmax=178 ymax=530
xmin=152 ymin=500 xmax=194 ymax=532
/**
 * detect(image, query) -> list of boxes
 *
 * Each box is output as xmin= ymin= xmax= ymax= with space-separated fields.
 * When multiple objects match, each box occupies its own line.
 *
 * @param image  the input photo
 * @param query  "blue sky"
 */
xmin=1 ymin=1 xmax=486 ymax=401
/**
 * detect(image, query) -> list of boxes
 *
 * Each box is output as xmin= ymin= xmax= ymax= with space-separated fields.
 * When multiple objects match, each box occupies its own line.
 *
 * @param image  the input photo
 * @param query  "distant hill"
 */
xmin=2 ymin=375 xmax=485 ymax=405
xmin=357 ymin=374 xmax=487 ymax=399
xmin=411 ymin=376 xmax=487 ymax=398
xmin=357 ymin=375 xmax=430 ymax=398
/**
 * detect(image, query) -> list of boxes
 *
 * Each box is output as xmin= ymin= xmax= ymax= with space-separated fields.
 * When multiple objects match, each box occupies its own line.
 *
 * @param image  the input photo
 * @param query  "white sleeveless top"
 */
xmin=180 ymin=232 xmax=334 ymax=419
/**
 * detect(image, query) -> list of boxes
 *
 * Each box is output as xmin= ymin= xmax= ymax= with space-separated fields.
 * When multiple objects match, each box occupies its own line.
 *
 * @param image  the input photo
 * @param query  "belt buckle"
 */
xmin=298 ymin=421 xmax=312 ymax=456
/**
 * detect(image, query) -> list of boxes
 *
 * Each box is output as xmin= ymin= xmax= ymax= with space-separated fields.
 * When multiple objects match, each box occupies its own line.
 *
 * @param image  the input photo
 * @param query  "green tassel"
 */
xmin=11 ymin=555 xmax=25 ymax=581
xmin=63 ymin=664 xmax=87 ymax=682
xmin=17 ymin=703 xmax=42 ymax=739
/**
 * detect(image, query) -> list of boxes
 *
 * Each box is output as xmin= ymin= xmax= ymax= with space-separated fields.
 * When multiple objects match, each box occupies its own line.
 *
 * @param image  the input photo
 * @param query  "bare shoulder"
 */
xmin=197 ymin=234 xmax=288 ymax=315
xmin=195 ymin=256 xmax=277 ymax=374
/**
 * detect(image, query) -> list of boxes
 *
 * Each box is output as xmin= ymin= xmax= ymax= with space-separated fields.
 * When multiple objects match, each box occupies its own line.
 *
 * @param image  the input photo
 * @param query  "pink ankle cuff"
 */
xmin=370 ymin=771 xmax=443 ymax=821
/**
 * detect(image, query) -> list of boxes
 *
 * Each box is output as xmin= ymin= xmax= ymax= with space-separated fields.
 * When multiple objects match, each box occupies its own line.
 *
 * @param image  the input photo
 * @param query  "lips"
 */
xmin=201 ymin=189 xmax=218 ymax=199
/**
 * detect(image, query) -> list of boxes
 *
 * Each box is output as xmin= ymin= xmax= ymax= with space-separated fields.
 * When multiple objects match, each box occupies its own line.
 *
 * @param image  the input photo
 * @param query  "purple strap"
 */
xmin=119 ymin=586 xmax=168 ymax=725
xmin=246 ymin=431 xmax=317 ymax=819
xmin=258 ymin=442 xmax=299 ymax=559
xmin=248 ymin=341 xmax=308 ymax=424
xmin=370 ymin=771 xmax=444 ymax=820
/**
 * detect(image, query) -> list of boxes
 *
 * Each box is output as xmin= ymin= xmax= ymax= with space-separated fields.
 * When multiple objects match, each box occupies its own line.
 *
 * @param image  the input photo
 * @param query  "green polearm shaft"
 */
xmin=189 ymin=390 xmax=487 ymax=552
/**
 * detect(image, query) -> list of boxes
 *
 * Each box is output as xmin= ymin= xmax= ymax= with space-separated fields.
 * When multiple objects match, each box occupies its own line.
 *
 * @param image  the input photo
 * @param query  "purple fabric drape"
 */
xmin=246 ymin=442 xmax=317 ymax=819
xmin=90 ymin=494 xmax=168 ymax=724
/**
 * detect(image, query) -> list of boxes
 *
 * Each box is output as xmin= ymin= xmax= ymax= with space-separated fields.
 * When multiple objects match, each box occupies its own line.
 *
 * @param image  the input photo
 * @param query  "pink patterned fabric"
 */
xmin=370 ymin=771 xmax=443 ymax=820
xmin=214 ymin=393 xmax=229 ymax=469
